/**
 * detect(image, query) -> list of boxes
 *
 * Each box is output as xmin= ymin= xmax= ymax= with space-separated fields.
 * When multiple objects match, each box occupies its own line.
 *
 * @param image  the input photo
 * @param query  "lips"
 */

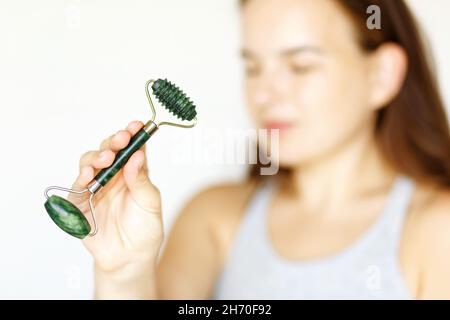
xmin=263 ymin=121 xmax=295 ymax=131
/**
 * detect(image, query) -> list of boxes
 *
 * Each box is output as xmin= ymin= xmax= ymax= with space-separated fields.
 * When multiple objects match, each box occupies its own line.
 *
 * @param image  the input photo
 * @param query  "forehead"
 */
xmin=241 ymin=0 xmax=357 ymax=54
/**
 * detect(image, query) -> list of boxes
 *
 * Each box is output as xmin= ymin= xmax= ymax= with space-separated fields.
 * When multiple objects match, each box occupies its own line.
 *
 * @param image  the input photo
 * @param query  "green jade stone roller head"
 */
xmin=44 ymin=79 xmax=197 ymax=239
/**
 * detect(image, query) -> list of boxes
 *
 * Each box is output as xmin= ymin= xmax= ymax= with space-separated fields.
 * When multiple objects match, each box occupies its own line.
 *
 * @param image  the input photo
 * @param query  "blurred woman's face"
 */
xmin=241 ymin=0 xmax=388 ymax=167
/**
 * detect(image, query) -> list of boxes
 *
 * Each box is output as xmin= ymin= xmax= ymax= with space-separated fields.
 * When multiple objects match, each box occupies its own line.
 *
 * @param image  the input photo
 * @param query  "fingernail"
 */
xmin=99 ymin=151 xmax=107 ymax=159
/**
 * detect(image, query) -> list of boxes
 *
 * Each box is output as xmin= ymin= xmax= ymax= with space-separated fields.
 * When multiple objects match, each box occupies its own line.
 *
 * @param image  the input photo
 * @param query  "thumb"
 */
xmin=123 ymin=150 xmax=161 ymax=213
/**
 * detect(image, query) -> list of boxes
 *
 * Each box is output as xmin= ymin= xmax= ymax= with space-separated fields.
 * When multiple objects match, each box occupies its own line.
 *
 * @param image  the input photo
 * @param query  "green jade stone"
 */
xmin=44 ymin=195 xmax=91 ymax=239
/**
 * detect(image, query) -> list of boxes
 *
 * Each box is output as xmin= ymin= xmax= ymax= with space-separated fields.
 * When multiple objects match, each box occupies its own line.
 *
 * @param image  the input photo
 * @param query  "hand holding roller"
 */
xmin=44 ymin=79 xmax=198 ymax=239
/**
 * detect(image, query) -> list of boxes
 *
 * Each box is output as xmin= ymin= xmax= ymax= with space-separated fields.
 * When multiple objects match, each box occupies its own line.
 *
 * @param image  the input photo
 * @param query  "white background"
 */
xmin=0 ymin=0 xmax=448 ymax=299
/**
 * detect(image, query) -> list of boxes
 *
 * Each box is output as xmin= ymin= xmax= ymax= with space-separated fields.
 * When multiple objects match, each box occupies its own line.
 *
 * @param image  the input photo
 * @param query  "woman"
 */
xmin=71 ymin=0 xmax=450 ymax=299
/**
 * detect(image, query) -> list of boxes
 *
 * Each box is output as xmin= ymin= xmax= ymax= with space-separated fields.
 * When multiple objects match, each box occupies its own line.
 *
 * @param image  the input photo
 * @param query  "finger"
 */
xmin=99 ymin=130 xmax=131 ymax=152
xmin=127 ymin=120 xmax=149 ymax=162
xmin=98 ymin=120 xmax=144 ymax=152
xmin=123 ymin=149 xmax=146 ymax=182
xmin=79 ymin=151 xmax=97 ymax=170
xmin=123 ymin=150 xmax=160 ymax=213
xmin=123 ymin=143 xmax=148 ymax=175
xmin=72 ymin=165 xmax=95 ymax=190
xmin=126 ymin=120 xmax=145 ymax=135
xmin=126 ymin=120 xmax=147 ymax=153
xmin=79 ymin=149 xmax=115 ymax=170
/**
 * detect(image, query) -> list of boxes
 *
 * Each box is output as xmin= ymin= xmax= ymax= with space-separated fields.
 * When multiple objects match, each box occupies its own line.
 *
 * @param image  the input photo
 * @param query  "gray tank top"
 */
xmin=213 ymin=175 xmax=415 ymax=299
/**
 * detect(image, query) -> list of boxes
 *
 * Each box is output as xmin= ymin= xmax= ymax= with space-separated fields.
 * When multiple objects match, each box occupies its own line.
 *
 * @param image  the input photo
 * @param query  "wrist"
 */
xmin=94 ymin=258 xmax=158 ymax=299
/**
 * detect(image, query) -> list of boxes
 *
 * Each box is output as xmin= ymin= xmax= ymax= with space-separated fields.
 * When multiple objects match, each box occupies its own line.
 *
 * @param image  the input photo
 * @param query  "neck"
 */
xmin=285 ymin=131 xmax=396 ymax=215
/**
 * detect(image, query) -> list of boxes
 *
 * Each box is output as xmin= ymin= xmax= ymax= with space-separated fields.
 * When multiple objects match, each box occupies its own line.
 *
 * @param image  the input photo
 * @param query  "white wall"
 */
xmin=0 ymin=0 xmax=448 ymax=299
xmin=406 ymin=0 xmax=450 ymax=108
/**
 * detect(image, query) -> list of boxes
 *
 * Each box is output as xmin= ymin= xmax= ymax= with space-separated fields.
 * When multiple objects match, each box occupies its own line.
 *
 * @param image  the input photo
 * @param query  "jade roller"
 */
xmin=44 ymin=79 xmax=197 ymax=239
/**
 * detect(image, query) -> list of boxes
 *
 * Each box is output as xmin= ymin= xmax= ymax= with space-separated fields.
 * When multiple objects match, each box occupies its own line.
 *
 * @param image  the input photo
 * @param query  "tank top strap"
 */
xmin=376 ymin=175 xmax=415 ymax=250
xmin=230 ymin=178 xmax=279 ymax=253
xmin=242 ymin=179 xmax=277 ymax=219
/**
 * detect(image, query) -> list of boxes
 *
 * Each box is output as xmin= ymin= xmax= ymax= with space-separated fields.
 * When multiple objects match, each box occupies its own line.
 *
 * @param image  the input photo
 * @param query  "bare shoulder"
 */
xmin=167 ymin=177 xmax=260 ymax=247
xmin=182 ymin=178 xmax=259 ymax=221
xmin=410 ymin=182 xmax=450 ymax=242
xmin=407 ymin=181 xmax=450 ymax=298
xmin=180 ymin=178 xmax=260 ymax=257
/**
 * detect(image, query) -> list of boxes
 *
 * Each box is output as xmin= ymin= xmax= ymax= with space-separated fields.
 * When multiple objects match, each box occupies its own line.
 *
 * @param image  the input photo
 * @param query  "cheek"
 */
xmin=245 ymin=81 xmax=265 ymax=126
xmin=277 ymin=65 xmax=374 ymax=164
xmin=246 ymin=100 xmax=259 ymax=126
xmin=301 ymin=65 xmax=370 ymax=130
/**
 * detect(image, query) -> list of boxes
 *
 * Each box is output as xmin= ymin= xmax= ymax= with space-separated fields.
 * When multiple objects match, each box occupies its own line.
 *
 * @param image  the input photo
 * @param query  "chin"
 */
xmin=260 ymin=135 xmax=321 ymax=170
xmin=270 ymin=147 xmax=310 ymax=169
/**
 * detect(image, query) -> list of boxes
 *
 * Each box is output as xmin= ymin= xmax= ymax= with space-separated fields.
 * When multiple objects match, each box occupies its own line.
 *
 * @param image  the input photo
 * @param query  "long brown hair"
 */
xmin=242 ymin=0 xmax=450 ymax=188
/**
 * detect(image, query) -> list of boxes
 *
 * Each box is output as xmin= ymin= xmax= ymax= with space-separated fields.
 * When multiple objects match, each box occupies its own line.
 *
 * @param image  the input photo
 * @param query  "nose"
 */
xmin=249 ymin=69 xmax=286 ymax=110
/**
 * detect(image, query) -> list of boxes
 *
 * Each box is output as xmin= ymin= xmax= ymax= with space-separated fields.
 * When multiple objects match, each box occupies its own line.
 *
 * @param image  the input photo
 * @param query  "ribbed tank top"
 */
xmin=213 ymin=175 xmax=415 ymax=299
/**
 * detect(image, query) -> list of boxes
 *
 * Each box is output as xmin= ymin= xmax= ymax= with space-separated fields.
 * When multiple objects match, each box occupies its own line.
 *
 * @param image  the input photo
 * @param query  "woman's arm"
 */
xmin=156 ymin=184 xmax=250 ymax=299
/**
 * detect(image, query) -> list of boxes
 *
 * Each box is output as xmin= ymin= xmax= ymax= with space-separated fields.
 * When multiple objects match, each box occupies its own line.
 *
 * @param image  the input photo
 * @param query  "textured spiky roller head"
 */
xmin=151 ymin=79 xmax=197 ymax=121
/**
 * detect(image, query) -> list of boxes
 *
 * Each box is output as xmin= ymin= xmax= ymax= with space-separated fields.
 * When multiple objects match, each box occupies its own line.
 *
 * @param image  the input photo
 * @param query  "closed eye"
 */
xmin=243 ymin=60 xmax=261 ymax=77
xmin=289 ymin=63 xmax=318 ymax=75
